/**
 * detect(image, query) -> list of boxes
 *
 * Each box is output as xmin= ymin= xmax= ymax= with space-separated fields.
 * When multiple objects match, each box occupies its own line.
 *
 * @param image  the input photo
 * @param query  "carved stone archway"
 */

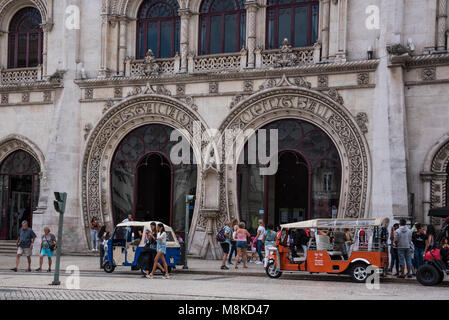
xmin=218 ymin=76 xmax=371 ymax=222
xmin=421 ymin=133 xmax=449 ymax=223
xmin=81 ymin=91 xmax=211 ymax=250
xmin=0 ymin=134 xmax=48 ymax=212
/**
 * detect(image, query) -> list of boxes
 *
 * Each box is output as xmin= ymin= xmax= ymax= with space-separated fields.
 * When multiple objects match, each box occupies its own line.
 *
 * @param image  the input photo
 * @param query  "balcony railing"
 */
xmin=123 ymin=42 xmax=320 ymax=78
xmin=0 ymin=65 xmax=42 ymax=85
xmin=189 ymin=51 xmax=246 ymax=73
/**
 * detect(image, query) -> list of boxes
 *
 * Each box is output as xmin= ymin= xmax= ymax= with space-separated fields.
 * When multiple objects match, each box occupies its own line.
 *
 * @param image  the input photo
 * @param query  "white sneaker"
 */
xmin=255 ymin=261 xmax=263 ymax=265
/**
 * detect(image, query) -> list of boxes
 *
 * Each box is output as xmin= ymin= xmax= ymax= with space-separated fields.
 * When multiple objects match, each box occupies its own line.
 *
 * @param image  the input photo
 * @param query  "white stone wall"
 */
xmin=0 ymin=0 xmax=448 ymax=256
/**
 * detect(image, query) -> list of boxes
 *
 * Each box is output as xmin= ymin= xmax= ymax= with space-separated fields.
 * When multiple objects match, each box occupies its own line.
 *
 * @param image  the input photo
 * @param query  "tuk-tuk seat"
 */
xmin=316 ymin=235 xmax=344 ymax=257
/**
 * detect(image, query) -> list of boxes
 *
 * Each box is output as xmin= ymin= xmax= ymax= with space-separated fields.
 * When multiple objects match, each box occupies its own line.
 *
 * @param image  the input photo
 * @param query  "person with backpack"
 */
xmin=36 ymin=227 xmax=57 ymax=272
xmin=262 ymin=224 xmax=277 ymax=256
xmin=218 ymin=221 xmax=232 ymax=270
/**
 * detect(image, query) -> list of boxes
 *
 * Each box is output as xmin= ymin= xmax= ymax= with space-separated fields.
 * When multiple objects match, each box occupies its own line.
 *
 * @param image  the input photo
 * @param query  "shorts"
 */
xmin=157 ymin=242 xmax=167 ymax=254
xmin=41 ymin=248 xmax=54 ymax=258
xmin=220 ymin=242 xmax=230 ymax=254
xmin=237 ymin=241 xmax=247 ymax=249
xmin=17 ymin=247 xmax=32 ymax=256
xmin=398 ymin=248 xmax=412 ymax=267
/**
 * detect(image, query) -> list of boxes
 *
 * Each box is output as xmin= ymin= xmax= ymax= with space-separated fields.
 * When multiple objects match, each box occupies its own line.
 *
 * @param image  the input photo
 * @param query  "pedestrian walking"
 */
xmin=424 ymin=224 xmax=436 ymax=253
xmin=36 ymin=227 xmax=57 ymax=272
xmin=262 ymin=224 xmax=277 ymax=256
xmin=228 ymin=219 xmax=238 ymax=265
xmin=90 ymin=217 xmax=99 ymax=251
xmin=394 ymin=219 xmax=413 ymax=278
xmin=389 ymin=223 xmax=400 ymax=275
xmin=98 ymin=225 xmax=108 ymax=268
xmin=234 ymin=222 xmax=250 ymax=269
xmin=219 ymin=221 xmax=232 ymax=270
xmin=147 ymin=223 xmax=169 ymax=279
xmin=10 ymin=221 xmax=36 ymax=272
xmin=412 ymin=224 xmax=426 ymax=271
xmin=253 ymin=219 xmax=265 ymax=264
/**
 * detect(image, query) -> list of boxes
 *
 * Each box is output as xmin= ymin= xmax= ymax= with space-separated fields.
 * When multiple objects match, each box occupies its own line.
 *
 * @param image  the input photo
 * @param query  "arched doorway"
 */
xmin=135 ymin=152 xmax=172 ymax=222
xmin=0 ymin=150 xmax=40 ymax=240
xmin=110 ymin=124 xmax=197 ymax=233
xmin=238 ymin=119 xmax=341 ymax=234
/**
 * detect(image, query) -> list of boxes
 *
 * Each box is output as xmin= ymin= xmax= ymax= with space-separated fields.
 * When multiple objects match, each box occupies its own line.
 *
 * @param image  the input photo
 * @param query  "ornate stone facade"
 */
xmin=1 ymin=0 xmax=449 ymax=257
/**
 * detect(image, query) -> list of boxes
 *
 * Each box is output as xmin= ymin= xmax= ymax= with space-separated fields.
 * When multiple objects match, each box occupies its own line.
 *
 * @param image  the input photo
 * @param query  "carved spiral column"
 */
xmin=437 ymin=0 xmax=448 ymax=51
xmin=118 ymin=17 xmax=128 ymax=76
xmin=246 ymin=0 xmax=258 ymax=69
xmin=320 ymin=0 xmax=330 ymax=61
xmin=179 ymin=9 xmax=190 ymax=73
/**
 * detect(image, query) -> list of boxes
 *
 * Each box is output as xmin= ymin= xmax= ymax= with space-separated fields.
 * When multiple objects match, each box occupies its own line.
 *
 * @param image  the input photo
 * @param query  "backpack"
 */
xmin=216 ymin=227 xmax=226 ymax=242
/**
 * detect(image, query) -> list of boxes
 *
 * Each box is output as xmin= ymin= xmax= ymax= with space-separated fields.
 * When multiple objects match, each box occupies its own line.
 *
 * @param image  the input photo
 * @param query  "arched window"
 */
xmin=8 ymin=7 xmax=43 ymax=69
xmin=136 ymin=0 xmax=180 ymax=59
xmin=199 ymin=0 xmax=246 ymax=55
xmin=266 ymin=0 xmax=319 ymax=50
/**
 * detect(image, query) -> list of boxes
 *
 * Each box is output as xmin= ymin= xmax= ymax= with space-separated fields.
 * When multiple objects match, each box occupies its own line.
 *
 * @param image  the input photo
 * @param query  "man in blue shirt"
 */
xmin=11 ymin=221 xmax=36 ymax=272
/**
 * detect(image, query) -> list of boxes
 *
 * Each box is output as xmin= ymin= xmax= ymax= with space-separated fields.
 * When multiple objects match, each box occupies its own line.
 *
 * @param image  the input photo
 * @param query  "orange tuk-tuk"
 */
xmin=264 ymin=218 xmax=390 ymax=282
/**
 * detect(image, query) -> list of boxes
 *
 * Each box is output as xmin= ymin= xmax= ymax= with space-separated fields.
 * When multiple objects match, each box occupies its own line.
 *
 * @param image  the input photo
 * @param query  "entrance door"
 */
xmin=273 ymin=151 xmax=309 ymax=225
xmin=135 ymin=153 xmax=172 ymax=224
xmin=0 ymin=151 xmax=40 ymax=240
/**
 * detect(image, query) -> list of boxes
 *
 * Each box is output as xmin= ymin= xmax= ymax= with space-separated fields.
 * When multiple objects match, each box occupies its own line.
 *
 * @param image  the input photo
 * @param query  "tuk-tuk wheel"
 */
xmin=349 ymin=262 xmax=369 ymax=283
xmin=265 ymin=261 xmax=282 ymax=279
xmin=416 ymin=264 xmax=442 ymax=286
xmin=103 ymin=261 xmax=115 ymax=273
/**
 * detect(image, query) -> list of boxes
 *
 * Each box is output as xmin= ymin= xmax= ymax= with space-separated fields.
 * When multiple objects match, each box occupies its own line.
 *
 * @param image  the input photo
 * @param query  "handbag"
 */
xmin=45 ymin=235 xmax=56 ymax=251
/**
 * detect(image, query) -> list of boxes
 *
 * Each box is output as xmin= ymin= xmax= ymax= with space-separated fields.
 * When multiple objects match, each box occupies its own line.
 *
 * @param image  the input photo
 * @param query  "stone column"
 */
xmin=437 ymin=0 xmax=448 ymax=51
xmin=40 ymin=23 xmax=53 ymax=80
xmin=98 ymin=13 xmax=109 ymax=78
xmin=420 ymin=173 xmax=433 ymax=225
xmin=246 ymin=0 xmax=258 ymax=69
xmin=178 ymin=9 xmax=191 ymax=73
xmin=320 ymin=0 xmax=331 ymax=61
xmin=118 ymin=17 xmax=128 ymax=76
xmin=335 ymin=0 xmax=347 ymax=62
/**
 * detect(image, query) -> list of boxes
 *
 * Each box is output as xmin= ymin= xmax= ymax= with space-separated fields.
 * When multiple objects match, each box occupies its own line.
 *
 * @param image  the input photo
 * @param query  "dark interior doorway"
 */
xmin=135 ymin=153 xmax=172 ymax=224
xmin=274 ymin=151 xmax=309 ymax=225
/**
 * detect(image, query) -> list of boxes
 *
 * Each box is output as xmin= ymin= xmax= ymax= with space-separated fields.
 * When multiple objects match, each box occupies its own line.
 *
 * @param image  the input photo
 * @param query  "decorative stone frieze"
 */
xmin=1 ymin=93 xmax=8 ymax=104
xmin=22 ymin=92 xmax=30 ymax=103
xmin=357 ymin=73 xmax=370 ymax=86
xmin=421 ymin=67 xmax=436 ymax=81
xmin=85 ymin=88 xmax=94 ymax=100
xmin=218 ymin=75 xmax=370 ymax=221
xmin=356 ymin=112 xmax=369 ymax=134
xmin=209 ymin=82 xmax=218 ymax=94
xmin=114 ymin=87 xmax=122 ymax=98
xmin=317 ymin=74 xmax=329 ymax=88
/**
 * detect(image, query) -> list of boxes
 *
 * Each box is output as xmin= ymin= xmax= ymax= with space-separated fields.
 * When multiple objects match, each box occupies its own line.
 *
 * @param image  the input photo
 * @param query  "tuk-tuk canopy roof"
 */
xmin=281 ymin=218 xmax=390 ymax=229
xmin=116 ymin=221 xmax=173 ymax=232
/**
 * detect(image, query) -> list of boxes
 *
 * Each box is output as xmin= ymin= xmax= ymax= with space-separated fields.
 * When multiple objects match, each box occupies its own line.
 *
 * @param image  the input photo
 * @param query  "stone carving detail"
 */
xmin=1 ymin=93 xmax=8 ymax=104
xmin=85 ymin=88 xmax=94 ymax=100
xmin=43 ymin=91 xmax=52 ymax=102
xmin=229 ymin=94 xmax=244 ymax=110
xmin=430 ymin=140 xmax=449 ymax=208
xmin=84 ymin=123 xmax=93 ymax=140
xmin=273 ymin=39 xmax=298 ymax=67
xmin=176 ymin=84 xmax=186 ymax=96
xmin=126 ymin=83 xmax=171 ymax=98
xmin=243 ymin=80 xmax=253 ymax=93
xmin=102 ymin=99 xmax=114 ymax=114
xmin=81 ymin=95 xmax=208 ymax=244
xmin=262 ymin=43 xmax=314 ymax=69
xmin=22 ymin=92 xmax=30 ymax=103
xmin=209 ymin=82 xmax=218 ymax=94
xmin=386 ymin=43 xmax=411 ymax=56
xmin=422 ymin=67 xmax=436 ymax=81
xmin=356 ymin=112 xmax=369 ymax=134
xmin=114 ymin=87 xmax=122 ymax=98
xmin=317 ymin=75 xmax=328 ymax=88
xmin=327 ymin=88 xmax=344 ymax=105
xmin=357 ymin=73 xmax=369 ymax=85
xmin=219 ymin=86 xmax=369 ymax=219
xmin=181 ymin=95 xmax=198 ymax=111
xmin=143 ymin=50 xmax=160 ymax=75
xmin=0 ymin=67 xmax=40 ymax=85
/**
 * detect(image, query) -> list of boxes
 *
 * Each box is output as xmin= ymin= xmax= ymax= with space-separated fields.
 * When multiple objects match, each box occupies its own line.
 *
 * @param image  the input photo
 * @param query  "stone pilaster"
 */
xmin=98 ymin=13 xmax=109 ymax=78
xmin=118 ymin=17 xmax=128 ymax=76
xmin=40 ymin=23 xmax=53 ymax=80
xmin=178 ymin=9 xmax=191 ymax=73
xmin=437 ymin=0 xmax=448 ymax=51
xmin=320 ymin=0 xmax=331 ymax=61
xmin=246 ymin=0 xmax=259 ymax=69
xmin=335 ymin=0 xmax=347 ymax=62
